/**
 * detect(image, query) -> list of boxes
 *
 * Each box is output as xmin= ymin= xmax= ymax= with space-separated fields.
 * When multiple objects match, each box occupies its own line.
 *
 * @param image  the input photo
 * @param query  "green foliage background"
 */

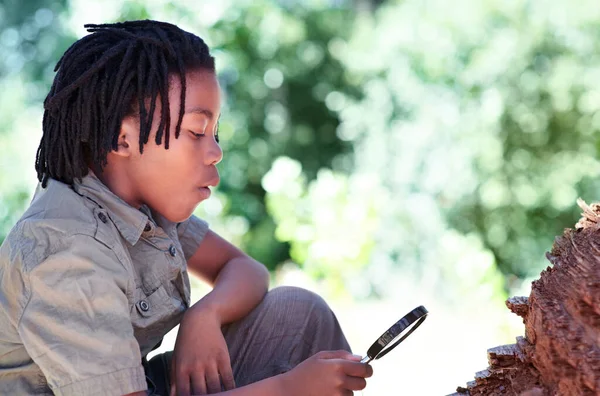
xmin=2 ymin=0 xmax=600 ymax=304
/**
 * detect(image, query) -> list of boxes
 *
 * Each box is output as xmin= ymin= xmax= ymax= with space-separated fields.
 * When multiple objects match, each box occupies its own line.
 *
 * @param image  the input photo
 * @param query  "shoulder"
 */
xmin=0 ymin=181 xmax=136 ymax=327
xmin=1 ymin=179 xmax=120 ymax=272
xmin=22 ymin=178 xmax=98 ymax=231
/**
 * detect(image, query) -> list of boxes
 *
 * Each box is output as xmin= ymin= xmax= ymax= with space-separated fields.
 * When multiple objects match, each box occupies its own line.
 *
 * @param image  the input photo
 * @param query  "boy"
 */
xmin=0 ymin=20 xmax=372 ymax=395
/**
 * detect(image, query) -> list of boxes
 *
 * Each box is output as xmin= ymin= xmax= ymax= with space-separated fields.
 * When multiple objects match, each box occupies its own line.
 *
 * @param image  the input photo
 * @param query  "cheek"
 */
xmin=151 ymin=141 xmax=199 ymax=187
xmin=170 ymin=141 xmax=199 ymax=175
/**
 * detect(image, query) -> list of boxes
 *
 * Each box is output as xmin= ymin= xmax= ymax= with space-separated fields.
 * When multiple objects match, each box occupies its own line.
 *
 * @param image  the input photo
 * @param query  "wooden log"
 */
xmin=451 ymin=200 xmax=600 ymax=395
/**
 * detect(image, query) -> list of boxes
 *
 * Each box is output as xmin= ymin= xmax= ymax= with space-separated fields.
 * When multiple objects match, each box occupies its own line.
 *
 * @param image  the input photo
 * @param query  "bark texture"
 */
xmin=451 ymin=199 xmax=600 ymax=395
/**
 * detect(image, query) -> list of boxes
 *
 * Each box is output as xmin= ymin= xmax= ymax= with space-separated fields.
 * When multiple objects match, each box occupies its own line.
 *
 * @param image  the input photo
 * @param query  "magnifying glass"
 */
xmin=360 ymin=305 xmax=428 ymax=364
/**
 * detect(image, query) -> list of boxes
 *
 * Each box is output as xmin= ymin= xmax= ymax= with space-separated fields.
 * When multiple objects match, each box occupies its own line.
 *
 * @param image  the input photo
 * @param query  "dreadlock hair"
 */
xmin=35 ymin=20 xmax=215 ymax=188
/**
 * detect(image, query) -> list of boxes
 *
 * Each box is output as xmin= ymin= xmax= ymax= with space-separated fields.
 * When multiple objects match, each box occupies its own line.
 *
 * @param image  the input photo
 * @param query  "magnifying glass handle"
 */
xmin=360 ymin=356 xmax=372 ymax=364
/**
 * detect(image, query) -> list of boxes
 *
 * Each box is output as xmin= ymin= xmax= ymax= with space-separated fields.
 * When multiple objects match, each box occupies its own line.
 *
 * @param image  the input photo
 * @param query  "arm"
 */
xmin=218 ymin=352 xmax=372 ymax=396
xmin=124 ymin=376 xmax=284 ymax=396
xmin=16 ymin=233 xmax=147 ymax=396
xmin=215 ymin=359 xmax=368 ymax=396
xmin=173 ymin=218 xmax=371 ymax=396
xmin=171 ymin=224 xmax=270 ymax=394
xmin=185 ymin=229 xmax=270 ymax=324
xmin=128 ymin=351 xmax=372 ymax=396
xmin=193 ymin=375 xmax=284 ymax=396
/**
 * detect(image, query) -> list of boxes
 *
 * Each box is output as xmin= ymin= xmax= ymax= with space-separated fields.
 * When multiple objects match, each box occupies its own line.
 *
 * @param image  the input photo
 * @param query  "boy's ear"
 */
xmin=112 ymin=117 xmax=137 ymax=158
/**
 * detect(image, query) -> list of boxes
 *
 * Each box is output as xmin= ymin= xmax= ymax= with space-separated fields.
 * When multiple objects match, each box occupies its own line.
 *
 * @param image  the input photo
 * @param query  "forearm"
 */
xmin=124 ymin=376 xmax=284 ymax=396
xmin=209 ymin=374 xmax=286 ymax=396
xmin=191 ymin=256 xmax=269 ymax=324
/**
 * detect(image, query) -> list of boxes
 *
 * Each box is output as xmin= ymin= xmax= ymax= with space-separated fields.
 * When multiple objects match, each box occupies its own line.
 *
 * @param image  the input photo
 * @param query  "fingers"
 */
xmin=342 ymin=360 xmax=373 ymax=378
xmin=218 ymin=360 xmax=236 ymax=391
xmin=187 ymin=364 xmax=235 ymax=394
xmin=205 ymin=367 xmax=221 ymax=394
xmin=344 ymin=375 xmax=368 ymax=391
xmin=191 ymin=371 xmax=207 ymax=395
xmin=175 ymin=369 xmax=191 ymax=396
xmin=315 ymin=350 xmax=359 ymax=360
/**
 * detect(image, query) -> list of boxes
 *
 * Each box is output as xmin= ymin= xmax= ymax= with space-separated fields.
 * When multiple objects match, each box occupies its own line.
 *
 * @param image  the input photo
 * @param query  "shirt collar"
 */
xmin=72 ymin=172 xmax=150 ymax=246
xmin=140 ymin=205 xmax=178 ymax=237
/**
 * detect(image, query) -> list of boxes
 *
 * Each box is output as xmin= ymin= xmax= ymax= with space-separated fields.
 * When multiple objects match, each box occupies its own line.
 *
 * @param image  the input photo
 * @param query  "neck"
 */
xmin=90 ymin=166 xmax=142 ymax=209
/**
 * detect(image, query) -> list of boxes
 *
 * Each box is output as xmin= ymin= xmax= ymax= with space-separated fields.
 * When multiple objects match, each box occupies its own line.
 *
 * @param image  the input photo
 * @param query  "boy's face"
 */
xmin=115 ymin=69 xmax=222 ymax=222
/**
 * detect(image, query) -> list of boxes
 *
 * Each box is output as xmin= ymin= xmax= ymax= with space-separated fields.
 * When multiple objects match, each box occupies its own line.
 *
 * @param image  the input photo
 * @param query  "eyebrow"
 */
xmin=185 ymin=107 xmax=220 ymax=120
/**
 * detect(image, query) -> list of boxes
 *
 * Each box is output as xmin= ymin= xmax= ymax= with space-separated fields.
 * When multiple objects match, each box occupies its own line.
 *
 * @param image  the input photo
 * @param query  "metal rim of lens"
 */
xmin=363 ymin=305 xmax=428 ymax=363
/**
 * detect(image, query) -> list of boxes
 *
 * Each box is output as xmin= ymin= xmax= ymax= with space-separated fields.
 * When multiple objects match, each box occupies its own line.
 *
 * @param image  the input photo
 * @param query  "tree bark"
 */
xmin=451 ymin=199 xmax=600 ymax=395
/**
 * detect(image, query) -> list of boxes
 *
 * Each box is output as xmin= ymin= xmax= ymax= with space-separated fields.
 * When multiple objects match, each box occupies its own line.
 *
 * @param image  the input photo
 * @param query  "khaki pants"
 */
xmin=143 ymin=286 xmax=351 ymax=395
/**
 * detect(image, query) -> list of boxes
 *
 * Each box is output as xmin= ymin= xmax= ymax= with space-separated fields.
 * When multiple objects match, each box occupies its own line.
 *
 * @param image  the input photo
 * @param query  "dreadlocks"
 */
xmin=35 ymin=20 xmax=215 ymax=187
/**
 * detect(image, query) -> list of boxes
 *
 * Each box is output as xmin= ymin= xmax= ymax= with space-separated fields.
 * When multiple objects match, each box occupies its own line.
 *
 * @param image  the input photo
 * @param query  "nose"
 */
xmin=204 ymin=137 xmax=223 ymax=165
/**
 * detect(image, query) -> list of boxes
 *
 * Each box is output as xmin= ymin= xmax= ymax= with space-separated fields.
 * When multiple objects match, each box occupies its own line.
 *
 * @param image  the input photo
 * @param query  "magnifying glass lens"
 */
xmin=361 ymin=305 xmax=428 ymax=363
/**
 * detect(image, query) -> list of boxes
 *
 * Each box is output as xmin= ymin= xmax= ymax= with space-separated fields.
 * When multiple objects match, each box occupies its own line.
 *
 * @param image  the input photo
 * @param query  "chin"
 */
xmin=157 ymin=204 xmax=197 ymax=224
xmin=148 ymin=194 xmax=200 ymax=223
xmin=169 ymin=210 xmax=196 ymax=224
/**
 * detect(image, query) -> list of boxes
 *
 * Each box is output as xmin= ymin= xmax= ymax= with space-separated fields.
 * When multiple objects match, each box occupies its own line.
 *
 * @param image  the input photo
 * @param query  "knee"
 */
xmin=265 ymin=286 xmax=330 ymax=312
xmin=260 ymin=286 xmax=336 ymax=326
xmin=262 ymin=287 xmax=350 ymax=352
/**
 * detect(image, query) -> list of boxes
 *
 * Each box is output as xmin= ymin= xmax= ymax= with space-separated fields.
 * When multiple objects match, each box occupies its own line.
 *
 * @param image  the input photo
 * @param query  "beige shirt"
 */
xmin=0 ymin=173 xmax=208 ymax=395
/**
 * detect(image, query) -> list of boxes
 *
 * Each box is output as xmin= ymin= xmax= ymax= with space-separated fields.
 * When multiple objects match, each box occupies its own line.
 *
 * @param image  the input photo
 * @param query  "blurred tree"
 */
xmin=207 ymin=4 xmax=360 ymax=268
xmin=269 ymin=0 xmax=600 ymax=297
xmin=0 ymin=0 xmax=73 ymax=102
xmin=0 ymin=0 xmax=73 ymax=244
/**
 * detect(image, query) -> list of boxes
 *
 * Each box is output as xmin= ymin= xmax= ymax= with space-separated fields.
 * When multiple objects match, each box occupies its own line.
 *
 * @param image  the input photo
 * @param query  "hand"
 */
xmin=170 ymin=306 xmax=235 ymax=396
xmin=280 ymin=350 xmax=373 ymax=396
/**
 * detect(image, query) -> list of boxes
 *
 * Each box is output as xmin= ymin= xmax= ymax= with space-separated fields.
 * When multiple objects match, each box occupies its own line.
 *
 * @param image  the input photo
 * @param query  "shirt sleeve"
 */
xmin=17 ymin=234 xmax=147 ymax=396
xmin=177 ymin=215 xmax=209 ymax=260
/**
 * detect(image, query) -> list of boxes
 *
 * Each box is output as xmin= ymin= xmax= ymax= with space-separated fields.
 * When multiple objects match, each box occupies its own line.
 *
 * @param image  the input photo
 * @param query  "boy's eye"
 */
xmin=190 ymin=126 xmax=220 ymax=143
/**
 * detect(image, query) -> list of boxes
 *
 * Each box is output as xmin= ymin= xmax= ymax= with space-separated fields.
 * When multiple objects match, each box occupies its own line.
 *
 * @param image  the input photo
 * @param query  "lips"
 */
xmin=197 ymin=168 xmax=220 ymax=188
xmin=201 ymin=176 xmax=220 ymax=188
xmin=197 ymin=186 xmax=211 ymax=200
xmin=207 ymin=176 xmax=220 ymax=187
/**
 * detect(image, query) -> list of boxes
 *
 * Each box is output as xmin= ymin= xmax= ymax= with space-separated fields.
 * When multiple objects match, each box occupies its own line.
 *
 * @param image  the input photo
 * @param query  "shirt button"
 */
xmin=98 ymin=212 xmax=108 ymax=223
xmin=138 ymin=300 xmax=150 ymax=312
xmin=144 ymin=223 xmax=152 ymax=232
xmin=168 ymin=245 xmax=177 ymax=257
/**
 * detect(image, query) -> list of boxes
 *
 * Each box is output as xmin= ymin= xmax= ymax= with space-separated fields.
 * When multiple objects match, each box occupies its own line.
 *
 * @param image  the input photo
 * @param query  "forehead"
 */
xmin=169 ymin=69 xmax=221 ymax=117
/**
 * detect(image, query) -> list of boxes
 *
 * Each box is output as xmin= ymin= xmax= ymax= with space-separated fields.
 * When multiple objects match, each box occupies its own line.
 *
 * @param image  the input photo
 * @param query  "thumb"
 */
xmin=344 ymin=354 xmax=364 ymax=362
xmin=316 ymin=350 xmax=362 ymax=361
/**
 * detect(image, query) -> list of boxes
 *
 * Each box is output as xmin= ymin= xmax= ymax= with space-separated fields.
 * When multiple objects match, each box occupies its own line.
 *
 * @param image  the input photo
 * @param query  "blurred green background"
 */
xmin=2 ymin=0 xmax=599 ymax=393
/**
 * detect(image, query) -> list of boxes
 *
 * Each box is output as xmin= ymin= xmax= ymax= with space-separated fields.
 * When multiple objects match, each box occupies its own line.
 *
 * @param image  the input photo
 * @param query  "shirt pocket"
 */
xmin=134 ymin=285 xmax=171 ymax=321
xmin=131 ymin=285 xmax=183 ymax=356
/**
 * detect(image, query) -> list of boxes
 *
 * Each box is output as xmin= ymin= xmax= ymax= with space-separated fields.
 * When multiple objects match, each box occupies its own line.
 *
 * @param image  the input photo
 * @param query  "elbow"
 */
xmin=256 ymin=260 xmax=270 ymax=291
